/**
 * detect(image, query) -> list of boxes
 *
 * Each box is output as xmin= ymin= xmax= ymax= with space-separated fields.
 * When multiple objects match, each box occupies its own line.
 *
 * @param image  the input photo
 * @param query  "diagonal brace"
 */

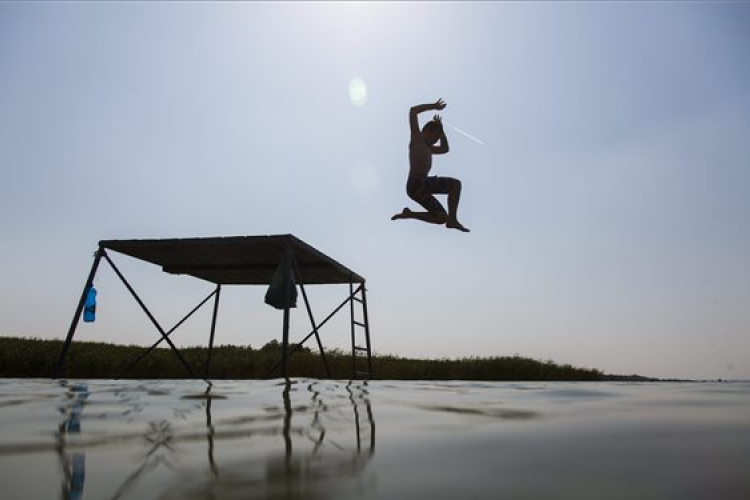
xmin=116 ymin=287 xmax=218 ymax=379
xmin=103 ymin=252 xmax=197 ymax=378
xmin=292 ymin=256 xmax=331 ymax=377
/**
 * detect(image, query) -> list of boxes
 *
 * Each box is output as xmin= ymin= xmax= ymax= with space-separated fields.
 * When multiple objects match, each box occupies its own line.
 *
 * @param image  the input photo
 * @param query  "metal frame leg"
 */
xmin=281 ymin=306 xmax=290 ymax=379
xmin=280 ymin=246 xmax=294 ymax=379
xmin=205 ymin=284 xmax=222 ymax=379
xmin=55 ymin=246 xmax=105 ymax=378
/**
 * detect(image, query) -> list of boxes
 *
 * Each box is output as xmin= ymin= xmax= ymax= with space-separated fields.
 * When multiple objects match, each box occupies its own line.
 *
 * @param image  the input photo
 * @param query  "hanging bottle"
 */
xmin=83 ymin=286 xmax=97 ymax=323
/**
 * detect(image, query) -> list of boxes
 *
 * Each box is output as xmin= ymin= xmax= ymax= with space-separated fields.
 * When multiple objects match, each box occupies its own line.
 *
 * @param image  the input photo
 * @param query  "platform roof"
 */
xmin=99 ymin=235 xmax=365 ymax=285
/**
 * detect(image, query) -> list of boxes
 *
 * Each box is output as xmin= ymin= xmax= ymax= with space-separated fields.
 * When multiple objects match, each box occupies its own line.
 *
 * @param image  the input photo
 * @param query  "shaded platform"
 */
xmin=101 ymin=235 xmax=365 ymax=285
xmin=56 ymin=234 xmax=372 ymax=380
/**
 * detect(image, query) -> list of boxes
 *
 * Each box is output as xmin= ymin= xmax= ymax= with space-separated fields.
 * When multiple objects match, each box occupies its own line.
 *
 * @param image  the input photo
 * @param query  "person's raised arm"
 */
xmin=409 ymin=99 xmax=447 ymax=135
xmin=431 ymin=115 xmax=450 ymax=155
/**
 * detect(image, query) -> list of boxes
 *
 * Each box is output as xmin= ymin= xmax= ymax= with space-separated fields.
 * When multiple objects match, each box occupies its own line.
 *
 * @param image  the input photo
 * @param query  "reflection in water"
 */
xmin=109 ymin=419 xmax=179 ymax=500
xmin=56 ymin=382 xmax=89 ymax=500
xmin=270 ymin=380 xmax=375 ymax=497
xmin=419 ymin=404 xmax=538 ymax=420
xmin=347 ymin=380 xmax=376 ymax=455
xmin=307 ymin=381 xmax=326 ymax=456
xmin=55 ymin=382 xmax=192 ymax=500
xmin=283 ymin=380 xmax=293 ymax=472
xmin=206 ymin=384 xmax=218 ymax=477
xmin=161 ymin=379 xmax=376 ymax=499
xmin=4 ymin=380 xmax=747 ymax=499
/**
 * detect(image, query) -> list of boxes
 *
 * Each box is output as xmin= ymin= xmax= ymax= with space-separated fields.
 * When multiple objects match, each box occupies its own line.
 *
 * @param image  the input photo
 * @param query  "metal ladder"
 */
xmin=349 ymin=281 xmax=372 ymax=380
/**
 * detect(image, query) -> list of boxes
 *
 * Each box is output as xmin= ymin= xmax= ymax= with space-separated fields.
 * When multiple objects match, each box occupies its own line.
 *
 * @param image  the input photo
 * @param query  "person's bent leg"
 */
xmin=417 ymin=193 xmax=449 ymax=225
xmin=392 ymin=208 xmax=447 ymax=224
xmin=446 ymin=178 xmax=461 ymax=218
xmin=392 ymin=189 xmax=449 ymax=225
xmin=445 ymin=178 xmax=470 ymax=232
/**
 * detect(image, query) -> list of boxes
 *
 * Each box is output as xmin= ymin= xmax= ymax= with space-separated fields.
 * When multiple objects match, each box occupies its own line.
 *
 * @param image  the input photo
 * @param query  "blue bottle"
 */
xmin=83 ymin=286 xmax=97 ymax=323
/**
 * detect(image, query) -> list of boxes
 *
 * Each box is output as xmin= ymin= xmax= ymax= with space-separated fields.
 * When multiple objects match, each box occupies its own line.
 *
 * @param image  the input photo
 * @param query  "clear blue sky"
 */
xmin=2 ymin=2 xmax=749 ymax=380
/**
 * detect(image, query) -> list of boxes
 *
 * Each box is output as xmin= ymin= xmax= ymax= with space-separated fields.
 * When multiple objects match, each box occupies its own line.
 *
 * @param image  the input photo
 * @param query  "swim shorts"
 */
xmin=406 ymin=175 xmax=451 ymax=215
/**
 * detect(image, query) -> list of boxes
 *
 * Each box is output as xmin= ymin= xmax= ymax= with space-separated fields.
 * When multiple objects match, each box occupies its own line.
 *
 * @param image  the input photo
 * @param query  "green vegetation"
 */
xmin=0 ymin=336 xmax=604 ymax=381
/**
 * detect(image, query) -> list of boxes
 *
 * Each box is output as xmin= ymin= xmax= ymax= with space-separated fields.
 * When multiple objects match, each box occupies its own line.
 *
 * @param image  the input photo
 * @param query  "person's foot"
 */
xmin=446 ymin=219 xmax=470 ymax=232
xmin=391 ymin=207 xmax=413 ymax=221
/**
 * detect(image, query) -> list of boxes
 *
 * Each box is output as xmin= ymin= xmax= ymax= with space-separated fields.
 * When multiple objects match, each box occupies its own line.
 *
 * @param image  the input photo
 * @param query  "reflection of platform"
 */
xmin=196 ymin=380 xmax=376 ymax=499
xmin=56 ymin=234 xmax=373 ymax=380
xmin=46 ymin=379 xmax=376 ymax=499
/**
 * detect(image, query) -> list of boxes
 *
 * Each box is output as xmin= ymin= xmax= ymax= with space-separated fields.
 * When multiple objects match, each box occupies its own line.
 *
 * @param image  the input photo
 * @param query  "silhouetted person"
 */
xmin=391 ymin=98 xmax=469 ymax=232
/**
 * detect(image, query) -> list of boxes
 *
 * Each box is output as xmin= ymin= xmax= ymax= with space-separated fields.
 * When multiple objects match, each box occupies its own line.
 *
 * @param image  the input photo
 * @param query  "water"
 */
xmin=1 ymin=379 xmax=749 ymax=500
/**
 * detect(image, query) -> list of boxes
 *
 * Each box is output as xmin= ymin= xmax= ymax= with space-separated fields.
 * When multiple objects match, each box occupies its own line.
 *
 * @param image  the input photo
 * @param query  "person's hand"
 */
xmin=433 ymin=98 xmax=447 ymax=110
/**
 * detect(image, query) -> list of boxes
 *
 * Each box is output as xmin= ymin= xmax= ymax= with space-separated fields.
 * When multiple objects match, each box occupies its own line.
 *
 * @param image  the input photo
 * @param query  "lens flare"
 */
xmin=348 ymin=78 xmax=368 ymax=107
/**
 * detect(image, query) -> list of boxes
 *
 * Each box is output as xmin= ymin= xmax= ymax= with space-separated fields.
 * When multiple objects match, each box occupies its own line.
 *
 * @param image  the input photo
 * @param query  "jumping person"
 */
xmin=391 ymin=99 xmax=469 ymax=232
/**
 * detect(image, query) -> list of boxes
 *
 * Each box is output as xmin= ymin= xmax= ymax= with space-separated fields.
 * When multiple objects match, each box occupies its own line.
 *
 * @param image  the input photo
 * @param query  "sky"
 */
xmin=1 ymin=1 xmax=749 ymax=380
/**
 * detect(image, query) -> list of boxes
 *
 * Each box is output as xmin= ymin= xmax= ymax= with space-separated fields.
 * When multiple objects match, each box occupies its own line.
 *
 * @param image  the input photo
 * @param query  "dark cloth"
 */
xmin=406 ymin=175 xmax=452 ymax=214
xmin=264 ymin=251 xmax=297 ymax=310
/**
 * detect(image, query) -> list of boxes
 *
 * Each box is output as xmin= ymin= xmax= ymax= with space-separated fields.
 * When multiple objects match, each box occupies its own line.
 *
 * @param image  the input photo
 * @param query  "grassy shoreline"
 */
xmin=0 ymin=336 xmax=608 ymax=381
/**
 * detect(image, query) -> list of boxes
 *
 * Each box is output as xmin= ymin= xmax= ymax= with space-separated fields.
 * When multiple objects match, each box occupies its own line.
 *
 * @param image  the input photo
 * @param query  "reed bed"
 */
xmin=0 ymin=336 xmax=603 ymax=381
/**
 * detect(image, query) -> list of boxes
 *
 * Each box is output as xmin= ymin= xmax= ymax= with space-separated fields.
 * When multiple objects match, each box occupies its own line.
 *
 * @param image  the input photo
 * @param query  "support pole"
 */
xmin=281 ymin=305 xmax=290 ymax=379
xmin=280 ymin=246 xmax=293 ymax=379
xmin=56 ymin=246 xmax=104 ymax=378
xmin=205 ymin=284 xmax=222 ymax=380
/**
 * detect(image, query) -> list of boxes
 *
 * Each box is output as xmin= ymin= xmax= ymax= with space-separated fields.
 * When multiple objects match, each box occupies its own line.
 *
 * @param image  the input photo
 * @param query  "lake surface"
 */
xmin=0 ymin=379 xmax=748 ymax=500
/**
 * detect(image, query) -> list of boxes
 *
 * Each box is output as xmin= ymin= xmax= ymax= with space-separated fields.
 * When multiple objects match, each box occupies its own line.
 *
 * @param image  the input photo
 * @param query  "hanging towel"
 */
xmin=264 ymin=251 xmax=298 ymax=310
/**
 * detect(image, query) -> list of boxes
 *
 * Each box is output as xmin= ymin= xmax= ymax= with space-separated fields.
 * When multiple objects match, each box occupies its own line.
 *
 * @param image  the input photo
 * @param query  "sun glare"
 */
xmin=348 ymin=77 xmax=368 ymax=107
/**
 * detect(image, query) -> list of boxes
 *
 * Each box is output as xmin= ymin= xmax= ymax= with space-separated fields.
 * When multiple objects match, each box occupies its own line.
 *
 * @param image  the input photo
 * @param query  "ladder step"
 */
xmin=353 ymin=320 xmax=366 ymax=328
xmin=354 ymin=346 xmax=369 ymax=352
